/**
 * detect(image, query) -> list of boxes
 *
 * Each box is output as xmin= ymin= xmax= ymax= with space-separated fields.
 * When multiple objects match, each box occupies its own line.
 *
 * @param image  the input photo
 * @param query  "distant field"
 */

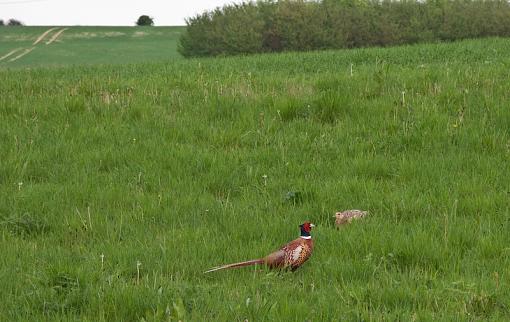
xmin=0 ymin=37 xmax=509 ymax=320
xmin=0 ymin=26 xmax=184 ymax=68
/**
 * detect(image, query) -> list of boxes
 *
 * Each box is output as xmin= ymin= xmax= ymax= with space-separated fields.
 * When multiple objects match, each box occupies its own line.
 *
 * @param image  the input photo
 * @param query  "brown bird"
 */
xmin=204 ymin=222 xmax=315 ymax=273
xmin=334 ymin=209 xmax=368 ymax=227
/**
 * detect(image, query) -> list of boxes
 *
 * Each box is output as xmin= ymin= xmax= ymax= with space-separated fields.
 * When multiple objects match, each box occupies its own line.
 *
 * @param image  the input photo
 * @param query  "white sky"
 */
xmin=0 ymin=0 xmax=241 ymax=26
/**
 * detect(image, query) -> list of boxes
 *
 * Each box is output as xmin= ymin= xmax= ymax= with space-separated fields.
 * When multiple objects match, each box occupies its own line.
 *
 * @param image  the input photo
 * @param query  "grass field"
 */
xmin=0 ymin=34 xmax=509 ymax=321
xmin=0 ymin=26 xmax=183 ymax=68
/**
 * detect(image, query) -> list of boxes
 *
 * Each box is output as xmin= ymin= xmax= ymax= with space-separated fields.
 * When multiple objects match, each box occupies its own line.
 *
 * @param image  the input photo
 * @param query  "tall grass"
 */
xmin=0 ymin=38 xmax=509 ymax=320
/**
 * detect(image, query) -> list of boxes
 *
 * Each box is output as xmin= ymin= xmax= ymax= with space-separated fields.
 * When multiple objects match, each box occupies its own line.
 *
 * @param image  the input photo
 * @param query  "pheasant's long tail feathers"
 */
xmin=204 ymin=259 xmax=264 ymax=274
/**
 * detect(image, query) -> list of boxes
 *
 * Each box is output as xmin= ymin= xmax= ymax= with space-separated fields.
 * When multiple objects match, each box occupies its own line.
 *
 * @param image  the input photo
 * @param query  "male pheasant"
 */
xmin=204 ymin=222 xmax=315 ymax=273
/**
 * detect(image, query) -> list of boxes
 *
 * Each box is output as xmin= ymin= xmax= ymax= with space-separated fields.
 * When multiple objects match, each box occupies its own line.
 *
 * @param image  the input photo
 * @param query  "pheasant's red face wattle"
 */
xmin=301 ymin=221 xmax=314 ymax=233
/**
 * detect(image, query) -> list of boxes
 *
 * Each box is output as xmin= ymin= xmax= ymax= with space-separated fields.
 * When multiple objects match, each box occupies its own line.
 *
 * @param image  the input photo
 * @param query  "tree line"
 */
xmin=179 ymin=0 xmax=510 ymax=57
xmin=0 ymin=19 xmax=23 ymax=26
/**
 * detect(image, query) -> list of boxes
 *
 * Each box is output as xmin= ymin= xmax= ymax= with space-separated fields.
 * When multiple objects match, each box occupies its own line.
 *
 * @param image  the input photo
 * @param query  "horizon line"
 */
xmin=1 ymin=24 xmax=187 ymax=27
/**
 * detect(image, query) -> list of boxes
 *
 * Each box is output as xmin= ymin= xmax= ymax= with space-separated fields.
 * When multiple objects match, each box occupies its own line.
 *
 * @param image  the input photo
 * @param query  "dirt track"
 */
xmin=33 ymin=27 xmax=59 ymax=45
xmin=1 ymin=27 xmax=70 ymax=64
xmin=0 ymin=48 xmax=22 ymax=61
xmin=9 ymin=47 xmax=36 ymax=62
xmin=46 ymin=28 xmax=69 ymax=45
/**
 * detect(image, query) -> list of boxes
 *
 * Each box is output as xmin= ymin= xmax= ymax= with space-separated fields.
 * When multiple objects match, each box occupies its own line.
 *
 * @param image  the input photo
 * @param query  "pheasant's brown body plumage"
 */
xmin=264 ymin=236 xmax=314 ymax=270
xmin=205 ymin=222 xmax=315 ymax=273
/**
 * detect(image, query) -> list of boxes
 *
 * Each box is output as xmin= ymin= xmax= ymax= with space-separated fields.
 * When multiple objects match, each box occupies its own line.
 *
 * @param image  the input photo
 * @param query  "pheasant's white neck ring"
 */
xmin=300 ymin=236 xmax=312 ymax=240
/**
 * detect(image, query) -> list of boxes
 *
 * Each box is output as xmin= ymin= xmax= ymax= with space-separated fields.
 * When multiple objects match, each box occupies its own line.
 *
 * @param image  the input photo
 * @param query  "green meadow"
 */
xmin=0 ymin=26 xmax=183 ymax=68
xmin=0 ymin=31 xmax=509 ymax=320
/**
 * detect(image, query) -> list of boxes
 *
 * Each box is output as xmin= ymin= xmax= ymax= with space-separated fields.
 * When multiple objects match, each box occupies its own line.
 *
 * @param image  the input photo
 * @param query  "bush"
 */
xmin=0 ymin=20 xmax=4 ymax=26
xmin=7 ymin=19 xmax=23 ymax=26
xmin=136 ymin=15 xmax=154 ymax=26
xmin=179 ymin=0 xmax=510 ymax=57
xmin=179 ymin=3 xmax=264 ymax=56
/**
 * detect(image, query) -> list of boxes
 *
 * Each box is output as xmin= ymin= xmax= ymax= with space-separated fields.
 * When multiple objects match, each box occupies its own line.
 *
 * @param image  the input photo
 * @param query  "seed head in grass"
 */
xmin=334 ymin=210 xmax=368 ymax=228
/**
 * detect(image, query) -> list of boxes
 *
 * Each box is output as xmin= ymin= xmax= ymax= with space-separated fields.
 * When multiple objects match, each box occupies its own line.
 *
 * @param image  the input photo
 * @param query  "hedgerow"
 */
xmin=179 ymin=0 xmax=510 ymax=57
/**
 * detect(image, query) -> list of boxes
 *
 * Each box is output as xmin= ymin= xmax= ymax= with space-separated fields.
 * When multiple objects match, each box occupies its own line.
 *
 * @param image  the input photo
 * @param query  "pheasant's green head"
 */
xmin=299 ymin=221 xmax=315 ymax=237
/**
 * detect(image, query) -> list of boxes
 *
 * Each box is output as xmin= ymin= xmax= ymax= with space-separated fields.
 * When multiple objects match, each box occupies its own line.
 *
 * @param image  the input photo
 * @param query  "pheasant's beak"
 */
xmin=310 ymin=223 xmax=315 ymax=228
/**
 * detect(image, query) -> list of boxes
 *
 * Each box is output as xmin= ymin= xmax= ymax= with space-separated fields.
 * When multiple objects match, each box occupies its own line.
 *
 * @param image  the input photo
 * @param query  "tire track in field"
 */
xmin=0 ymin=48 xmax=23 ymax=61
xmin=0 ymin=27 xmax=70 ymax=65
xmin=9 ymin=47 xmax=36 ymax=62
xmin=33 ymin=27 xmax=59 ymax=45
xmin=46 ymin=28 xmax=68 ymax=45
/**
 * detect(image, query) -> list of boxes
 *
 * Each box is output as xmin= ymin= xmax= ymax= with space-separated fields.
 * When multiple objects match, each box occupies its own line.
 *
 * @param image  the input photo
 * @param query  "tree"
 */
xmin=7 ymin=19 xmax=23 ymax=26
xmin=0 ymin=20 xmax=4 ymax=26
xmin=136 ymin=15 xmax=154 ymax=26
